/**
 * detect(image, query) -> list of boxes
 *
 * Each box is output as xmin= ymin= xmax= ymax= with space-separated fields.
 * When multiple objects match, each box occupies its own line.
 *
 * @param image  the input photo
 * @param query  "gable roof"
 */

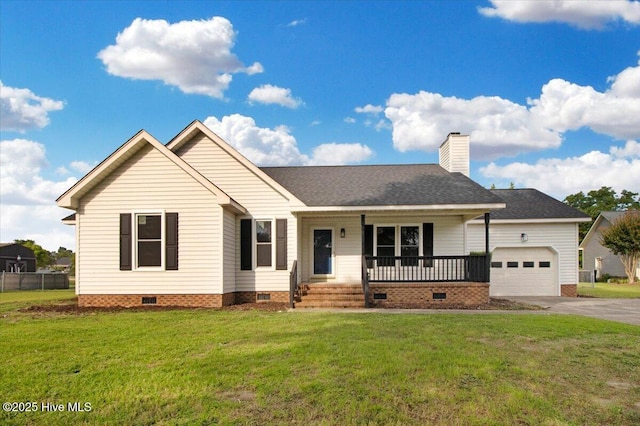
xmin=261 ymin=164 xmax=505 ymax=208
xmin=486 ymin=189 xmax=591 ymax=221
xmin=166 ymin=120 xmax=305 ymax=207
xmin=580 ymin=210 xmax=629 ymax=247
xmin=56 ymin=129 xmax=246 ymax=214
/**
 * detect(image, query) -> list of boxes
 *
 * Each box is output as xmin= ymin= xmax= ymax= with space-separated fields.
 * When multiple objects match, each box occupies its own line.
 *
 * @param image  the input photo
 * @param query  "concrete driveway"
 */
xmin=506 ymin=297 xmax=640 ymax=326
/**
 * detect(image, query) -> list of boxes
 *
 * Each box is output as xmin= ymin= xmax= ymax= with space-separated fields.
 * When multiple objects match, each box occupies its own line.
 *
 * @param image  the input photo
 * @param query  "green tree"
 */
xmin=13 ymin=239 xmax=53 ymax=269
xmin=600 ymin=211 xmax=640 ymax=283
xmin=564 ymin=187 xmax=640 ymax=241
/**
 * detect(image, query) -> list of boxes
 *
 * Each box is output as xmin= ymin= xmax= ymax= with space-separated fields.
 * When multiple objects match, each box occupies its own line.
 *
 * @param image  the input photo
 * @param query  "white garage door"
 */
xmin=490 ymin=247 xmax=558 ymax=296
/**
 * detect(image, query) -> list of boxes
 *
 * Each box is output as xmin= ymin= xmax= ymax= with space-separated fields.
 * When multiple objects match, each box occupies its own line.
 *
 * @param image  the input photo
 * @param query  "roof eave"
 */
xmin=291 ymin=203 xmax=506 ymax=213
xmin=469 ymin=217 xmax=593 ymax=224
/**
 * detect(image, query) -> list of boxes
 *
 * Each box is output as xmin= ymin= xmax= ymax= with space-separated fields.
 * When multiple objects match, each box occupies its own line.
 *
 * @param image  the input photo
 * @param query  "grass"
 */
xmin=578 ymin=282 xmax=640 ymax=298
xmin=0 ymin=289 xmax=76 ymax=313
xmin=1 ymin=296 xmax=640 ymax=425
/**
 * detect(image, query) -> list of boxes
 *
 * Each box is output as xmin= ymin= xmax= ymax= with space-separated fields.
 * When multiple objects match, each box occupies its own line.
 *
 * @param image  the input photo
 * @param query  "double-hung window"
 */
xmin=400 ymin=226 xmax=419 ymax=266
xmin=240 ymin=218 xmax=287 ymax=271
xmin=136 ymin=213 xmax=163 ymax=267
xmin=119 ymin=212 xmax=178 ymax=271
xmin=255 ymin=220 xmax=273 ymax=267
xmin=376 ymin=226 xmax=396 ymax=266
xmin=375 ymin=225 xmax=422 ymax=266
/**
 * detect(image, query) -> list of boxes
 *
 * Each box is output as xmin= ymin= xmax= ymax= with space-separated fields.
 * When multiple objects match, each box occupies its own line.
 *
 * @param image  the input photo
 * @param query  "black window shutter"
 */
xmin=364 ymin=224 xmax=374 ymax=268
xmin=423 ymin=223 xmax=434 ymax=267
xmin=240 ymin=219 xmax=252 ymax=270
xmin=120 ymin=213 xmax=132 ymax=270
xmin=275 ymin=219 xmax=287 ymax=270
xmin=165 ymin=213 xmax=179 ymax=270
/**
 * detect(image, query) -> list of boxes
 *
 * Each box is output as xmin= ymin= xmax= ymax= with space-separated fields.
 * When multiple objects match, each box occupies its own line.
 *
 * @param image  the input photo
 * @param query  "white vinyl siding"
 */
xmin=175 ymin=133 xmax=296 ymax=291
xmin=467 ymin=221 xmax=580 ymax=293
xmin=301 ymin=216 xmax=361 ymax=283
xmin=222 ymin=209 xmax=236 ymax=293
xmin=77 ymin=144 xmax=223 ymax=294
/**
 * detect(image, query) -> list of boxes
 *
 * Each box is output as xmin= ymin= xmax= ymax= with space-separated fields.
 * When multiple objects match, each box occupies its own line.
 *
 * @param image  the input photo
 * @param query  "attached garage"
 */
xmin=466 ymin=189 xmax=591 ymax=297
xmin=490 ymin=247 xmax=558 ymax=296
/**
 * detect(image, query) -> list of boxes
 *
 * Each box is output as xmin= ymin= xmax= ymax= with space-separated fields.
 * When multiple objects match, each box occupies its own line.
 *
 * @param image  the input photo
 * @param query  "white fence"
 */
xmin=0 ymin=272 xmax=70 ymax=292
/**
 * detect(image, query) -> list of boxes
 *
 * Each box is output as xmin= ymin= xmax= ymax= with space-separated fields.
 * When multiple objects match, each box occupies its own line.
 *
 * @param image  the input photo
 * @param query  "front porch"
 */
xmin=290 ymin=212 xmax=492 ymax=308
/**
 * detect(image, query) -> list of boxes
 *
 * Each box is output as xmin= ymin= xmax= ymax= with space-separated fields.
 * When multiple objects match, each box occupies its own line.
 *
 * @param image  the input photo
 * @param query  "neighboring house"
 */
xmin=53 ymin=257 xmax=72 ymax=272
xmin=467 ymin=190 xmax=591 ymax=297
xmin=0 ymin=243 xmax=37 ymax=272
xmin=580 ymin=211 xmax=630 ymax=279
xmin=56 ymin=121 xmax=583 ymax=308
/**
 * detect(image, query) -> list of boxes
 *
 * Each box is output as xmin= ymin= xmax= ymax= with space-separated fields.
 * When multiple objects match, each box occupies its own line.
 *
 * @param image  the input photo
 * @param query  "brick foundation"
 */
xmin=235 ymin=291 xmax=289 ymax=304
xmin=78 ymin=291 xmax=290 ymax=308
xmin=560 ymin=284 xmax=577 ymax=297
xmin=368 ymin=282 xmax=489 ymax=308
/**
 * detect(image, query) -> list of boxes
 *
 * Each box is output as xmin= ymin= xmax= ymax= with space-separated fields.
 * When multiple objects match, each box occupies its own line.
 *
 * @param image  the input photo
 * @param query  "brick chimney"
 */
xmin=439 ymin=132 xmax=469 ymax=177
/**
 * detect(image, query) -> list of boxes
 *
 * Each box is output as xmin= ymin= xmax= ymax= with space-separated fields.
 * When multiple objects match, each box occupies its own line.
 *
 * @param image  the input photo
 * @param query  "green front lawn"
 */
xmin=1 ymin=299 xmax=639 ymax=425
xmin=0 ymin=289 xmax=76 ymax=313
xmin=578 ymin=282 xmax=640 ymax=298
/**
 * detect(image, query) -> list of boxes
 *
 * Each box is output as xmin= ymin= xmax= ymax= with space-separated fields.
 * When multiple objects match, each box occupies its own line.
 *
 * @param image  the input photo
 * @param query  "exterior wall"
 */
xmin=368 ymin=282 xmax=489 ymax=308
xmin=468 ymin=221 xmax=580 ymax=289
xmin=79 ymin=292 xmax=288 ymax=308
xmin=370 ymin=214 xmax=465 ymax=255
xmin=77 ymin=145 xmax=223 ymax=295
xmin=582 ymin=221 xmax=626 ymax=277
xmin=560 ymin=284 xmax=577 ymax=297
xmin=222 ymin=209 xmax=236 ymax=293
xmin=175 ymin=134 xmax=297 ymax=292
xmin=301 ymin=216 xmax=361 ymax=283
xmin=79 ymin=294 xmax=227 ymax=308
xmin=300 ymin=214 xmax=466 ymax=283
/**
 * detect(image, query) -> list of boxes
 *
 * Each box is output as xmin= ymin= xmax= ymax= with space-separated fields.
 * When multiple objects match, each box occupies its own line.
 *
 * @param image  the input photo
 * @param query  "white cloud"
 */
xmin=529 ymin=77 xmax=640 ymax=140
xmin=480 ymin=140 xmax=640 ymax=198
xmin=287 ymin=18 xmax=307 ymax=27
xmin=344 ymin=117 xmax=356 ymax=124
xmin=0 ymin=81 xmax=64 ymax=132
xmin=97 ymin=17 xmax=263 ymax=98
xmin=479 ymin=0 xmax=640 ymax=30
xmin=385 ymin=91 xmax=561 ymax=159
xmin=308 ymin=143 xmax=373 ymax=165
xmin=384 ymin=51 xmax=640 ymax=159
xmin=355 ymin=104 xmax=384 ymax=114
xmin=70 ymin=161 xmax=96 ymax=174
xmin=0 ymin=139 xmax=77 ymax=250
xmin=203 ymin=113 xmax=373 ymax=166
xmin=248 ymin=84 xmax=303 ymax=108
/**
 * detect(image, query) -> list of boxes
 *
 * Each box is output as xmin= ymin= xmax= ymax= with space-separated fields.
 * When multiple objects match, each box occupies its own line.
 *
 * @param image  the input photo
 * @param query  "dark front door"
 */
xmin=313 ymin=229 xmax=333 ymax=275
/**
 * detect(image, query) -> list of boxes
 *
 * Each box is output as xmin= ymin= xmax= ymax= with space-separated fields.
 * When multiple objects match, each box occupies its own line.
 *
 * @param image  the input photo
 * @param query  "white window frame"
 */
xmin=254 ymin=218 xmax=275 ymax=270
xmin=133 ymin=211 xmax=165 ymax=271
xmin=373 ymin=224 xmax=422 ymax=258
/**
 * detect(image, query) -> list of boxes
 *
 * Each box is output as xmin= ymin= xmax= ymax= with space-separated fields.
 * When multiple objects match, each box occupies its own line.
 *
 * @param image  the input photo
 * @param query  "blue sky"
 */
xmin=1 ymin=0 xmax=640 ymax=250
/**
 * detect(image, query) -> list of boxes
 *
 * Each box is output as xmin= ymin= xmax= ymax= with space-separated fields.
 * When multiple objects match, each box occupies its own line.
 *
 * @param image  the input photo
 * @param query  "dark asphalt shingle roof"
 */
xmin=260 ymin=164 xmax=504 ymax=206
xmin=488 ymin=189 xmax=591 ymax=220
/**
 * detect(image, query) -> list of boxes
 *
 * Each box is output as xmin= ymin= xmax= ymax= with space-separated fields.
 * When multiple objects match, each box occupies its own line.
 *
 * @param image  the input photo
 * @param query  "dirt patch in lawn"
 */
xmin=15 ymin=297 xmax=538 ymax=316
xmin=16 ymin=300 xmax=289 ymax=316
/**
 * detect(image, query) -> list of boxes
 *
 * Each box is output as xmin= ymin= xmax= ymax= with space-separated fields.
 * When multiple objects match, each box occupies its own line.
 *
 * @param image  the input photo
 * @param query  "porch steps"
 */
xmin=295 ymin=283 xmax=365 ymax=308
